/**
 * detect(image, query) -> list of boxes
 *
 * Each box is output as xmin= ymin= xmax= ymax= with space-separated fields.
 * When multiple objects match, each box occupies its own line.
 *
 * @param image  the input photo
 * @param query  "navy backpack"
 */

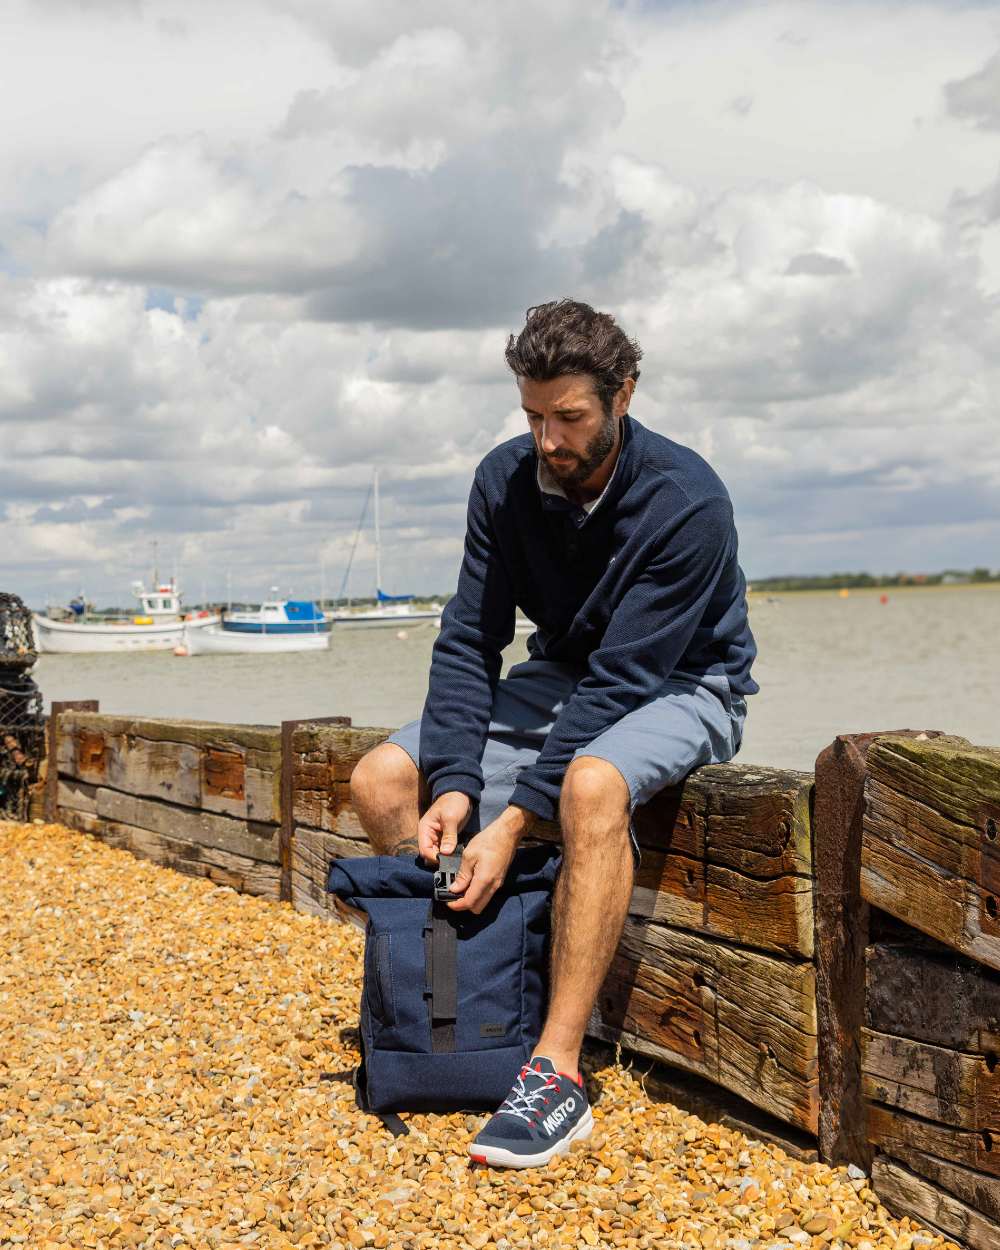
xmin=327 ymin=843 xmax=561 ymax=1123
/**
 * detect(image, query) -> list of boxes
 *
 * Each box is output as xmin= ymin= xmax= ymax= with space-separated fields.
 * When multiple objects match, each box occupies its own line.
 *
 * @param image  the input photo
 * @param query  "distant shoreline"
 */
xmin=747 ymin=581 xmax=998 ymax=598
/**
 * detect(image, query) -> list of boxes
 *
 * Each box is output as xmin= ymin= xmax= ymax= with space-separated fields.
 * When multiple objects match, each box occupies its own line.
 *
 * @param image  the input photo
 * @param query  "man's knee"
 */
xmin=559 ymin=756 xmax=630 ymax=845
xmin=350 ymin=742 xmax=419 ymax=817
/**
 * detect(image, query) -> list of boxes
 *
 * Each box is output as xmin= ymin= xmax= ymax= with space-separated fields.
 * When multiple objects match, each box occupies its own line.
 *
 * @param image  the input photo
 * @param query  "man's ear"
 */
xmin=615 ymin=377 xmax=636 ymax=417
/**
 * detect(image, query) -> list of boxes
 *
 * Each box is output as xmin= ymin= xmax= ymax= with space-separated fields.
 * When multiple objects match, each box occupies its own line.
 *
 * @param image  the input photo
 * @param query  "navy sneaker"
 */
xmin=469 ymin=1056 xmax=594 ymax=1168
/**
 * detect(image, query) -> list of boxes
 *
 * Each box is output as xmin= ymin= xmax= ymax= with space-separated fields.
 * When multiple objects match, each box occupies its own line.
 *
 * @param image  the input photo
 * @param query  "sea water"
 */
xmin=32 ymin=585 xmax=1000 ymax=773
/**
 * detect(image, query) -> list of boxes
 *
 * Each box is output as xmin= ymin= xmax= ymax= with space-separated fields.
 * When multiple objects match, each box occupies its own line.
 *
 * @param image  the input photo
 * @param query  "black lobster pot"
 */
xmin=0 ymin=594 xmax=43 ymax=820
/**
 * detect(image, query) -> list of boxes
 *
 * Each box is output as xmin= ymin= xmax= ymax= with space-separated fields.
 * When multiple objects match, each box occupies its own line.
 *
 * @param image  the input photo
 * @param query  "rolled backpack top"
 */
xmin=327 ymin=842 xmax=561 ymax=1116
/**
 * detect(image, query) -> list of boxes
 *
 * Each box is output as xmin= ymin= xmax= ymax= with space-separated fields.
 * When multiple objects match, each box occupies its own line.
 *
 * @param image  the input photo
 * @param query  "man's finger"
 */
xmin=448 ymin=867 xmax=499 ymax=914
xmin=448 ymin=852 xmax=475 ymax=895
xmin=439 ymin=816 xmax=460 ymax=856
xmin=417 ymin=814 xmax=442 ymax=863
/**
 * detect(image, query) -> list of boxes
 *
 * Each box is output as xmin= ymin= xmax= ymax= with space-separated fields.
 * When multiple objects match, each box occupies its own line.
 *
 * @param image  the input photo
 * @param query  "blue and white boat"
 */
xmin=222 ymin=597 xmax=330 ymax=635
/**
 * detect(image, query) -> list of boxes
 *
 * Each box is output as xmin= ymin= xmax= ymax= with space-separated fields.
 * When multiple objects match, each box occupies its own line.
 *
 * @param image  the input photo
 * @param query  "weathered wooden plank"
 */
xmin=279 ymin=715 xmax=352 ymax=902
xmin=883 ymin=1145 xmax=1000 ymax=1222
xmin=57 ymin=712 xmax=282 ymax=820
xmin=58 ymin=806 xmax=105 ymax=839
xmin=590 ymin=916 xmax=818 ymax=1132
xmin=867 ymin=734 xmax=1000 ymax=831
xmin=293 ymin=778 xmax=370 ymax=840
xmin=57 ymin=777 xmax=99 ymax=815
xmin=69 ymin=811 xmax=280 ymax=897
xmin=872 ymin=1155 xmax=1000 ymax=1250
xmin=862 ymin=1028 xmax=1000 ymax=1130
xmin=868 ymin=1101 xmax=1000 ymax=1181
xmin=46 ymin=701 xmax=99 ymax=821
xmin=289 ymin=825 xmax=370 ymax=919
xmin=59 ymin=802 xmax=279 ymax=896
xmin=121 ymin=822 xmax=280 ymax=897
xmin=623 ymin=763 xmax=814 ymax=958
xmin=630 ymin=784 xmax=704 ymax=857
xmin=813 ymin=729 xmax=944 ymax=1166
xmin=867 ymin=941 xmax=1000 ymax=1053
xmin=93 ymin=788 xmax=279 ymax=863
xmin=704 ymin=865 xmax=814 ymax=958
xmin=862 ymin=735 xmax=1000 ymax=970
xmin=699 ymin=761 xmax=813 ymax=878
xmin=292 ymin=723 xmax=393 ymax=778
xmin=110 ymin=733 xmax=202 ymax=807
xmin=291 ymin=727 xmax=393 ymax=832
xmin=60 ymin=711 xmax=281 ymax=755
xmin=627 ymin=843 xmax=704 ymax=929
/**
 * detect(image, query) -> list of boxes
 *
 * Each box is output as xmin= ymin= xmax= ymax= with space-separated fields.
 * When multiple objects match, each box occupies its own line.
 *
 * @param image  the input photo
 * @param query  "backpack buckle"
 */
xmin=433 ymin=852 xmax=463 ymax=902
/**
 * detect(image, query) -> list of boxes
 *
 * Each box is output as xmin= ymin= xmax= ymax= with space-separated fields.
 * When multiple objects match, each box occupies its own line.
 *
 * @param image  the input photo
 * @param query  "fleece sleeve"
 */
xmin=418 ymin=470 xmax=516 ymax=804
xmin=508 ymin=494 xmax=735 ymax=821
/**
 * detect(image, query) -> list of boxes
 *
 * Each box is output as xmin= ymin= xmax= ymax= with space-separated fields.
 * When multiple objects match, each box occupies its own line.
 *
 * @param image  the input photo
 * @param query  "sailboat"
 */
xmin=328 ymin=469 xmax=442 ymax=629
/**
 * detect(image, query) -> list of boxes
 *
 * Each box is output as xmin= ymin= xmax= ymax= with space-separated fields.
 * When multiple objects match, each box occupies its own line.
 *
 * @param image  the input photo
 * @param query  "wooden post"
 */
xmin=279 ymin=716 xmax=351 ymax=903
xmin=862 ymin=735 xmax=1000 ymax=972
xmin=44 ymin=700 xmax=99 ymax=823
xmin=812 ymin=728 xmax=943 ymax=1166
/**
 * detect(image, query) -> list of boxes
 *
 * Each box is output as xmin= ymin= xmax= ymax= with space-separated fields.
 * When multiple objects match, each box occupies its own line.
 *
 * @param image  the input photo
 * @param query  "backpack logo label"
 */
xmin=541 ymin=1095 xmax=576 ymax=1136
xmin=480 ymin=1023 xmax=506 ymax=1037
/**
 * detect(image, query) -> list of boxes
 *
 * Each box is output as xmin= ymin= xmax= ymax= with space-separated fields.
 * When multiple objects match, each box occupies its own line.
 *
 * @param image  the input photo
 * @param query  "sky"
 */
xmin=2 ymin=0 xmax=999 ymax=606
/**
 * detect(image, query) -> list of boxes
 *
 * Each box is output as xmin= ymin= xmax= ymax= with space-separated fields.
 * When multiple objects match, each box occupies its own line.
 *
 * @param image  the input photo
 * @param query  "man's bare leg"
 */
xmin=533 ymin=756 xmax=634 ymax=1076
xmin=349 ymin=742 xmax=429 ymax=855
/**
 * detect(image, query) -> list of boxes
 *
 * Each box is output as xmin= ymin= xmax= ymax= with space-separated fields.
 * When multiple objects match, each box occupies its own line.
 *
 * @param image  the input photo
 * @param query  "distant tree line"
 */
xmin=747 ymin=568 xmax=997 ymax=593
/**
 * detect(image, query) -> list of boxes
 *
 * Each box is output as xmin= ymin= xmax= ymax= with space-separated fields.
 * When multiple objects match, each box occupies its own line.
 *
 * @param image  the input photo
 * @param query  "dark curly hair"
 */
xmin=504 ymin=299 xmax=642 ymax=414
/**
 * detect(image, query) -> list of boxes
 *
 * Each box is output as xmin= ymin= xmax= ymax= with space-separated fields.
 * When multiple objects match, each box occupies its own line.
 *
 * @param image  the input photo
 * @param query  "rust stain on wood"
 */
xmin=77 ymin=730 xmax=107 ymax=780
xmin=204 ymin=749 xmax=245 ymax=800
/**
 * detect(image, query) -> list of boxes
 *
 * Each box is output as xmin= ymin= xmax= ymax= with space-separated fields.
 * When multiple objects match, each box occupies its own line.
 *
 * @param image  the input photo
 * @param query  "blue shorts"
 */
xmin=388 ymin=659 xmax=748 ymax=864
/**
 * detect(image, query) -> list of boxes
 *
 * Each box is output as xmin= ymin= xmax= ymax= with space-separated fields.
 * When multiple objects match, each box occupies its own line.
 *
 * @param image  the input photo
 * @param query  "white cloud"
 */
xmin=1 ymin=0 xmax=999 ymax=607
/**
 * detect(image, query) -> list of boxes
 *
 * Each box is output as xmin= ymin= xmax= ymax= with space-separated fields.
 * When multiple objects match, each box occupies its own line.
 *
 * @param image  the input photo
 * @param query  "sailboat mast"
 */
xmin=374 ymin=468 xmax=382 ymax=596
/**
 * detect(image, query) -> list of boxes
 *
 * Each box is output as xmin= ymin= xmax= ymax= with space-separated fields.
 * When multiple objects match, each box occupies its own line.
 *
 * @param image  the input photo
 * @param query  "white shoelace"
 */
xmin=497 ymin=1066 xmax=559 ymax=1124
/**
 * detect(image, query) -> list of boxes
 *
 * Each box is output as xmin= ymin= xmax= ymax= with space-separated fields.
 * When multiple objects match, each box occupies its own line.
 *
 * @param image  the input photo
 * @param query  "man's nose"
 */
xmin=540 ymin=422 xmax=562 ymax=454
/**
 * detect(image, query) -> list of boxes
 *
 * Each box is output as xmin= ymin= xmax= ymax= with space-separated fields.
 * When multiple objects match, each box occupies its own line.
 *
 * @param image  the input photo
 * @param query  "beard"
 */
xmin=544 ymin=414 xmax=618 ymax=488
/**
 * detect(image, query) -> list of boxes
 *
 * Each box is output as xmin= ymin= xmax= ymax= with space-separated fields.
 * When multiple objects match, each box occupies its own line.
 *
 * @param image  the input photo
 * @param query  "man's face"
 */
xmin=518 ymin=374 xmax=632 ymax=491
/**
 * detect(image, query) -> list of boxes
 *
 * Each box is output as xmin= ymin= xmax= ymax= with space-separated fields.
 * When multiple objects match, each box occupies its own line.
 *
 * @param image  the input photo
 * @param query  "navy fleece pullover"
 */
xmin=419 ymin=414 xmax=759 ymax=822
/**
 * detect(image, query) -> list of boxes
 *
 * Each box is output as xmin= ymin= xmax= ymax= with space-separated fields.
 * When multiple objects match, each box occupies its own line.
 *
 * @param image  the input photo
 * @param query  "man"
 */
xmin=351 ymin=299 xmax=758 ymax=1168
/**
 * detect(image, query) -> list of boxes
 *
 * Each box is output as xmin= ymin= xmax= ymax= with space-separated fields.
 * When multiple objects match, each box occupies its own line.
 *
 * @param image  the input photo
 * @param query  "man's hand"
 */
xmin=446 ymin=806 xmax=535 ymax=915
xmin=417 ymin=791 xmax=472 ymax=864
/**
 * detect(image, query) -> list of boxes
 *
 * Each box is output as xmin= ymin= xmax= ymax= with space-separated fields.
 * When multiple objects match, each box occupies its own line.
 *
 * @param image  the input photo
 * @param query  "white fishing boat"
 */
xmin=33 ymin=579 xmax=219 ymax=654
xmin=178 ymin=625 xmax=330 ymax=656
xmin=329 ymin=469 xmax=442 ymax=629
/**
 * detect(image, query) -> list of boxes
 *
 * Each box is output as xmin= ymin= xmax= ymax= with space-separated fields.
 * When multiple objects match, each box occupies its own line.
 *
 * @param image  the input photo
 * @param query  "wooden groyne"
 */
xmin=39 ymin=705 xmax=999 ymax=1246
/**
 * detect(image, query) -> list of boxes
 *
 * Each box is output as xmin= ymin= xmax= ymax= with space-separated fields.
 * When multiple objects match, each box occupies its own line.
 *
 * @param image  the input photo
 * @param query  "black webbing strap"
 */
xmin=429 ymin=902 xmax=457 ymax=1052
xmin=425 ymin=852 xmax=461 ymax=1053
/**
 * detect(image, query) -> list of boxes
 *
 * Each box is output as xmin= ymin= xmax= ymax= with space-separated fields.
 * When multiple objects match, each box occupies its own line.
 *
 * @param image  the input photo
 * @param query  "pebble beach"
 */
xmin=0 ymin=822 xmax=960 ymax=1250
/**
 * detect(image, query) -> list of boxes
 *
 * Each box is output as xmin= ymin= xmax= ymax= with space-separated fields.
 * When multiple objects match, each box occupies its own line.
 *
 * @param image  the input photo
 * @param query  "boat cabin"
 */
xmin=131 ymin=580 xmax=182 ymax=619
